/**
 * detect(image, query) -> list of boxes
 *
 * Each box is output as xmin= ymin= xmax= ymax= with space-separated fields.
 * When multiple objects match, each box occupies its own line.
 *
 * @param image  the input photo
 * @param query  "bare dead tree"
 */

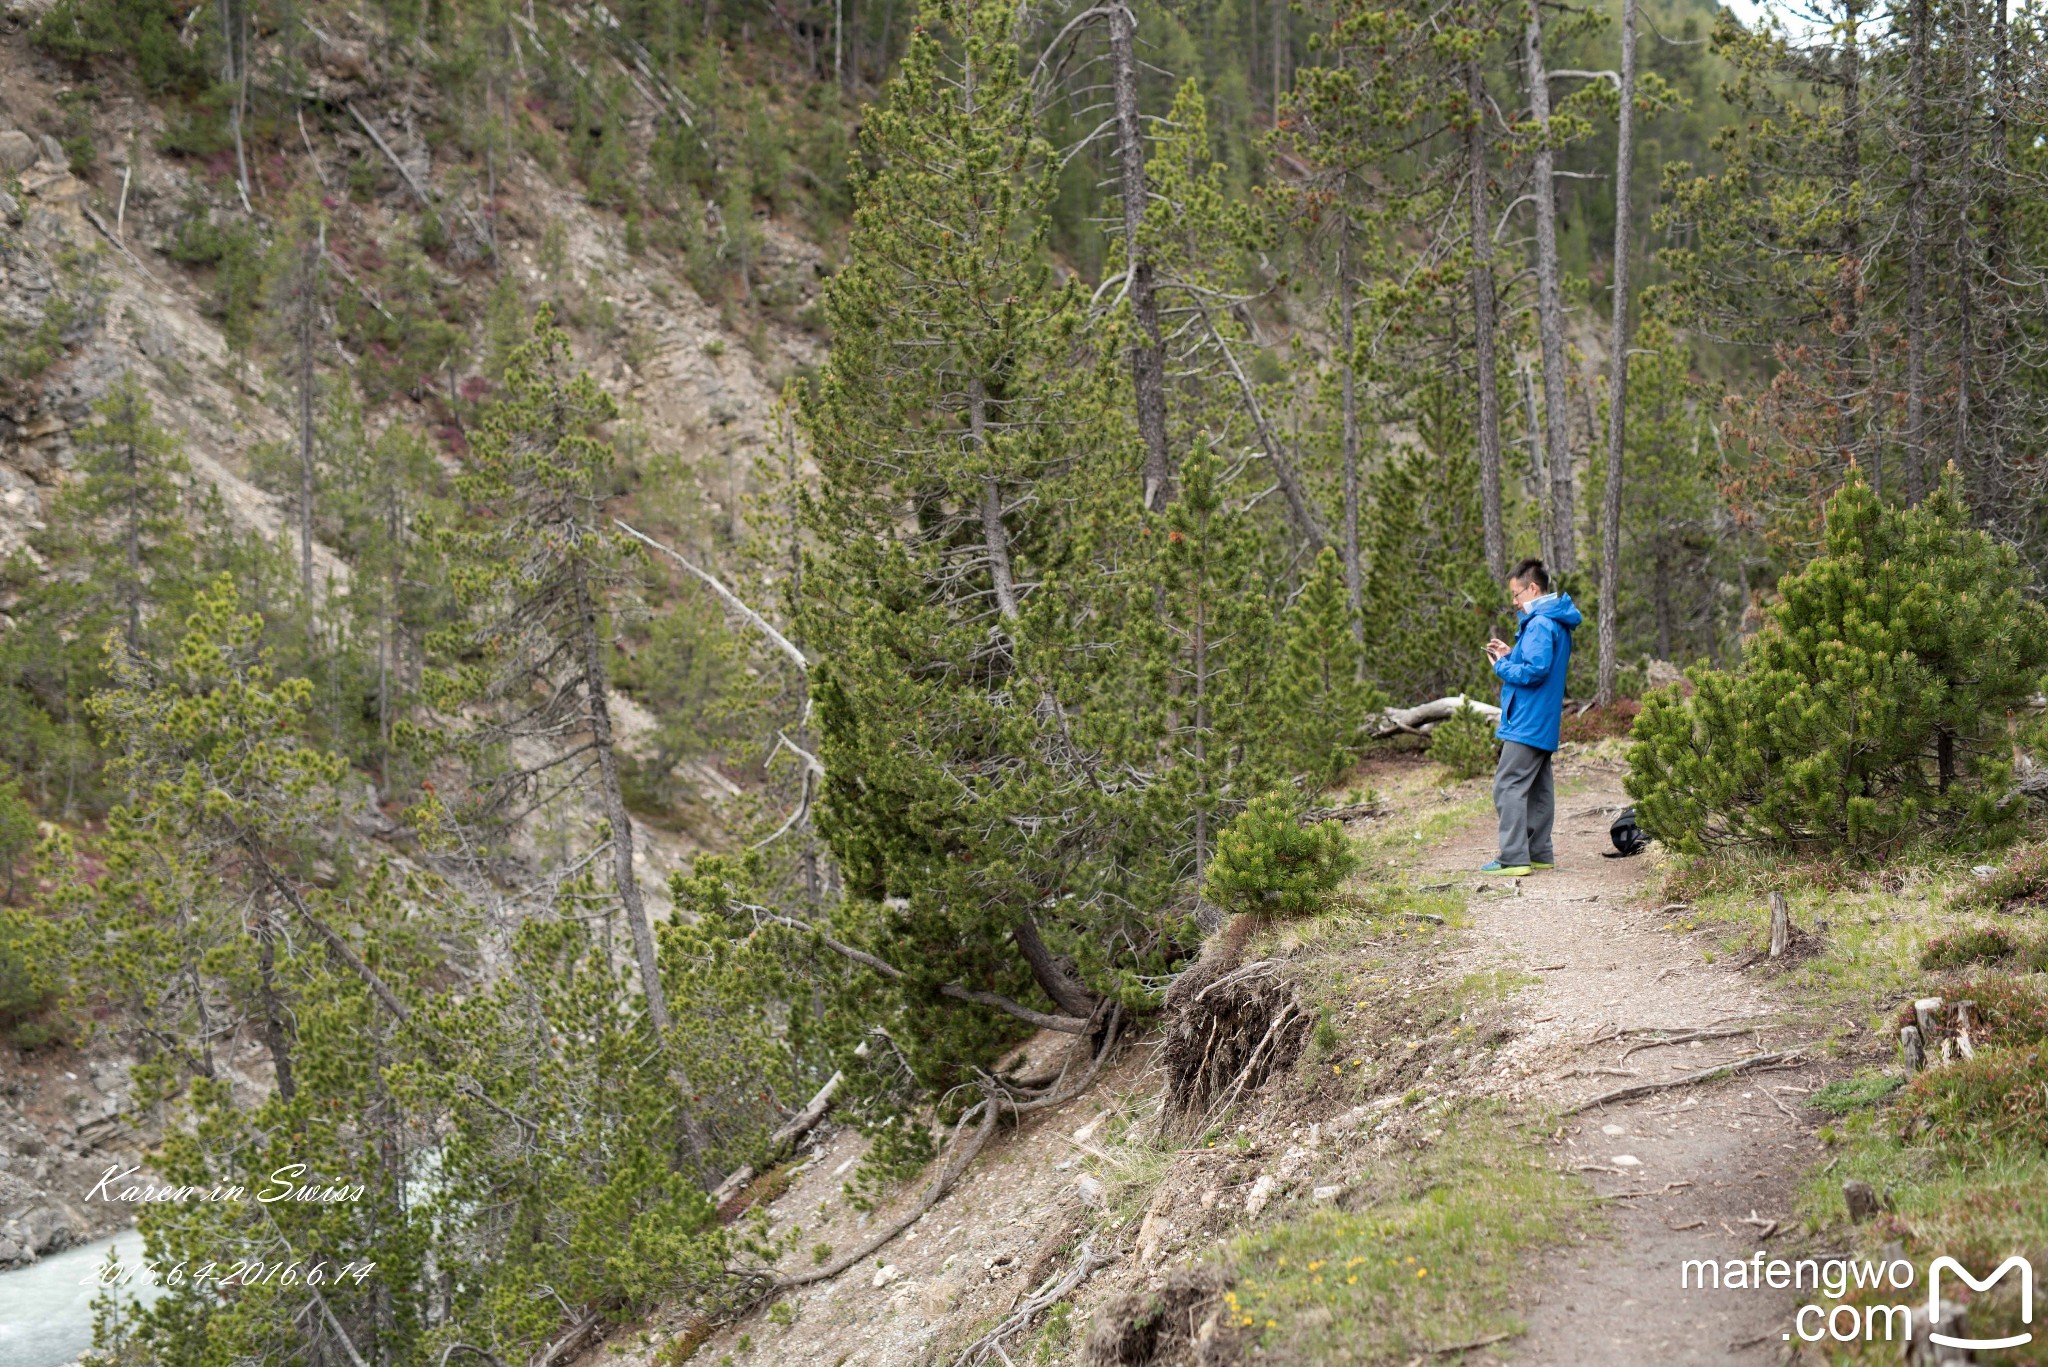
xmin=1597 ymin=0 xmax=1637 ymax=704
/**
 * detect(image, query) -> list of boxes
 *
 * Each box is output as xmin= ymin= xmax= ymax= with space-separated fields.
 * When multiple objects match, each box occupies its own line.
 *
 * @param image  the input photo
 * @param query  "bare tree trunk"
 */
xmin=1271 ymin=0 xmax=1284 ymax=126
xmin=1523 ymin=0 xmax=1574 ymax=572
xmin=1522 ymin=362 xmax=1554 ymax=567
xmin=1191 ymin=553 xmax=1211 ymax=891
xmin=256 ymin=923 xmax=295 ymax=1101
xmin=1013 ymin=915 xmax=1096 ymax=1017
xmin=379 ymin=484 xmax=398 ymax=773
xmin=232 ymin=0 xmax=254 ymax=214
xmin=1834 ymin=1 xmax=1865 ymax=478
xmin=1903 ymin=0 xmax=1930 ymax=504
xmin=969 ymin=379 xmax=1023 ymax=621
xmin=1975 ymin=0 xmax=2012 ymax=513
xmin=1467 ymin=59 xmax=1506 ymax=583
xmin=297 ymin=229 xmax=320 ymax=612
xmin=1108 ymin=3 xmax=1172 ymax=513
xmin=570 ymin=561 xmax=710 ymax=1159
xmin=1951 ymin=0 xmax=1976 ymax=478
xmin=122 ymin=395 xmax=141 ymax=651
xmin=1338 ymin=228 xmax=1362 ymax=631
xmin=1597 ymin=0 xmax=1636 ymax=705
xmin=1653 ymin=546 xmax=1673 ymax=659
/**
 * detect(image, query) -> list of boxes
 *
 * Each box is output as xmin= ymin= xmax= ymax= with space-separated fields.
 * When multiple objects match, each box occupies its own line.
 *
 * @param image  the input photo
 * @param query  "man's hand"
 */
xmin=1486 ymin=635 xmax=1511 ymax=662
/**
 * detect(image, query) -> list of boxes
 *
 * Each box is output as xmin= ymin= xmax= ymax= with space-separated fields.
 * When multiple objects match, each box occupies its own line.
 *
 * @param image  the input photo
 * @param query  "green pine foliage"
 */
xmin=1361 ymin=385 xmax=1499 ymax=703
xmin=0 ymin=377 xmax=206 ymax=813
xmin=68 ymin=578 xmax=765 ymax=1366
xmin=1627 ymin=470 xmax=2048 ymax=854
xmin=795 ymin=0 xmax=1164 ymax=1089
xmin=0 ymin=893 xmax=63 ymax=1048
xmin=1133 ymin=439 xmax=1289 ymax=896
xmin=1201 ymin=789 xmax=1358 ymax=919
xmin=1428 ymin=702 xmax=1500 ymax=780
xmin=1584 ymin=320 xmax=1738 ymax=666
xmin=1268 ymin=546 xmax=1384 ymax=787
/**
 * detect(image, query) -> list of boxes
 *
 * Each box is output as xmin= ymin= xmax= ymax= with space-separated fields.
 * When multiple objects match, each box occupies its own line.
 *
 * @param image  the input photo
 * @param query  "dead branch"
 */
xmin=614 ymin=519 xmax=811 ymax=673
xmin=1565 ymin=1048 xmax=1810 ymax=1114
xmin=1617 ymin=1025 xmax=1764 ymax=1060
xmin=1368 ymin=695 xmax=1502 ymax=738
xmin=953 ymin=1236 xmax=1119 ymax=1366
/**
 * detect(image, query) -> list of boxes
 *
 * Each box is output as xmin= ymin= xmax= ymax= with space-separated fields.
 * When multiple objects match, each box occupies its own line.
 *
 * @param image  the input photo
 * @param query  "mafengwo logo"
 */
xmin=1928 ymin=1255 xmax=2032 ymax=1352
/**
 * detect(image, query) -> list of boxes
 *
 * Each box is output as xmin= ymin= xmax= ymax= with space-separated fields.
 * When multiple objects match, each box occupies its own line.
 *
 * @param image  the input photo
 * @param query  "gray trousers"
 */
xmin=1493 ymin=740 xmax=1556 ymax=866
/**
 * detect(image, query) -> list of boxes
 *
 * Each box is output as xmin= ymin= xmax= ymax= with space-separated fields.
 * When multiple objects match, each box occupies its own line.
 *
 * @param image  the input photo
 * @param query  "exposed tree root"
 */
xmin=1080 ymin=1264 xmax=1241 ymax=1367
xmin=1159 ymin=957 xmax=1311 ymax=1136
xmin=1564 ymin=1047 xmax=1810 ymax=1114
xmin=953 ymin=1235 xmax=1121 ymax=1366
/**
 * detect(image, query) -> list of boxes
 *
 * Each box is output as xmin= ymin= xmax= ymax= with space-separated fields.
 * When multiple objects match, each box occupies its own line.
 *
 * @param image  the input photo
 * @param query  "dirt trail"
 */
xmin=1425 ymin=757 xmax=1828 ymax=1364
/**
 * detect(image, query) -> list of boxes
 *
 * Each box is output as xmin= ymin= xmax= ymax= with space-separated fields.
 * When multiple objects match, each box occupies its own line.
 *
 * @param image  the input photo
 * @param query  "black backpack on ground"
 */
xmin=1604 ymin=806 xmax=1648 ymax=858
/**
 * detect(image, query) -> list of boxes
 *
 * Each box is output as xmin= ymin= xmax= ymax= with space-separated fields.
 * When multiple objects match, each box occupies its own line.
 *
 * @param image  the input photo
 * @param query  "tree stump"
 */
xmin=1768 ymin=892 xmax=1790 ymax=959
xmin=1842 ymin=1180 xmax=1881 ymax=1222
xmin=1954 ymin=1000 xmax=1977 ymax=1061
xmin=1901 ymin=1025 xmax=1926 ymax=1073
xmin=1914 ymin=997 xmax=1945 ymax=1053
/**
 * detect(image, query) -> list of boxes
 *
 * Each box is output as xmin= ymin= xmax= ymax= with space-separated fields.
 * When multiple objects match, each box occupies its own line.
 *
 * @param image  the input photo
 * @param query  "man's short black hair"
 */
xmin=1509 ymin=558 xmax=1549 ymax=591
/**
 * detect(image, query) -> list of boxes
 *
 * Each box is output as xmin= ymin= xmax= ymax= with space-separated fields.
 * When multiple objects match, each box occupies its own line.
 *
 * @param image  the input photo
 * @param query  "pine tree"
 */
xmin=1135 ymin=439 xmax=1283 ymax=904
xmin=786 ymin=0 xmax=1247 ymax=1100
xmin=55 ymin=374 xmax=198 ymax=652
xmin=1361 ymin=381 xmax=1499 ymax=703
xmin=424 ymin=306 xmax=710 ymax=1157
xmin=1585 ymin=320 xmax=1743 ymax=665
xmin=0 ymin=376 xmax=201 ymax=811
xmin=1628 ymin=468 xmax=2048 ymax=853
xmin=79 ymin=576 xmax=350 ymax=1103
xmin=73 ymin=583 xmax=752 ymax=1364
xmin=1267 ymin=546 xmax=1384 ymax=786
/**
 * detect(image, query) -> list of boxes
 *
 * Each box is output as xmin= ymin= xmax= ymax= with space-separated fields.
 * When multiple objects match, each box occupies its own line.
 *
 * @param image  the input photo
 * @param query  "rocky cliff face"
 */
xmin=0 ymin=1048 xmax=142 ymax=1268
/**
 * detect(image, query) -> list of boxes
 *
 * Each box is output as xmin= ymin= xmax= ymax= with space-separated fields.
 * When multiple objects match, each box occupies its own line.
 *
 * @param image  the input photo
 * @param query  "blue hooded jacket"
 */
xmin=1493 ymin=592 xmax=1582 ymax=752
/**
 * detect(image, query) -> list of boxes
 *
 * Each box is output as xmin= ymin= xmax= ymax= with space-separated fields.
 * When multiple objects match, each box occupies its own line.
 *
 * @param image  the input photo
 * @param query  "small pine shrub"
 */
xmin=0 ymin=904 xmax=62 ymax=1048
xmin=1428 ymin=702 xmax=1499 ymax=780
xmin=1627 ymin=472 xmax=2048 ymax=855
xmin=1203 ymin=789 xmax=1359 ymax=918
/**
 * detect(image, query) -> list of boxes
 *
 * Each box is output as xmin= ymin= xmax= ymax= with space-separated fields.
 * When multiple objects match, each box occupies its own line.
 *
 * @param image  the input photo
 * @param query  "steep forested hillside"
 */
xmin=0 ymin=0 xmax=2044 ymax=1358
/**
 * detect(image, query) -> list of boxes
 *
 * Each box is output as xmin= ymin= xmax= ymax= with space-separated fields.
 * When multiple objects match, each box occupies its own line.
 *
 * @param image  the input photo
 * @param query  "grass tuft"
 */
xmin=1217 ymin=1111 xmax=1582 ymax=1364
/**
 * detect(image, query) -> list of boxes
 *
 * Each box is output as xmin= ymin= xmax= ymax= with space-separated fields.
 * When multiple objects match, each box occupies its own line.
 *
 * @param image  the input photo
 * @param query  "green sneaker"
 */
xmin=1530 ymin=861 xmax=1554 ymax=870
xmin=1479 ymin=861 xmax=1533 ymax=877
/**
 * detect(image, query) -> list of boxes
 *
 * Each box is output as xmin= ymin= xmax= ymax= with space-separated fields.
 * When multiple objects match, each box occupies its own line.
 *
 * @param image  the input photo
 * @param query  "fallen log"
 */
xmin=1368 ymin=695 xmax=1501 ymax=738
xmin=711 ymin=1070 xmax=846 ymax=1209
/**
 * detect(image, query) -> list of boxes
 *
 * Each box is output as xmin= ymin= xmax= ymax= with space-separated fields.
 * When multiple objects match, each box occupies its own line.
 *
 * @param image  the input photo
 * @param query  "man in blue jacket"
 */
xmin=1481 ymin=559 xmax=1582 ymax=876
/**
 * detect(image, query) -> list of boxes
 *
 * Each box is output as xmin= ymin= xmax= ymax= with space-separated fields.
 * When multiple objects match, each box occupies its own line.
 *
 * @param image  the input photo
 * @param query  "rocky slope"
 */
xmin=0 ymin=2 xmax=823 ymax=1274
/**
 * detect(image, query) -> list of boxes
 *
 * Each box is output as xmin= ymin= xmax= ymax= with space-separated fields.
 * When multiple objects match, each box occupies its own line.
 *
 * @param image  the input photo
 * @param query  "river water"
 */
xmin=0 ymin=1231 xmax=164 ymax=1367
